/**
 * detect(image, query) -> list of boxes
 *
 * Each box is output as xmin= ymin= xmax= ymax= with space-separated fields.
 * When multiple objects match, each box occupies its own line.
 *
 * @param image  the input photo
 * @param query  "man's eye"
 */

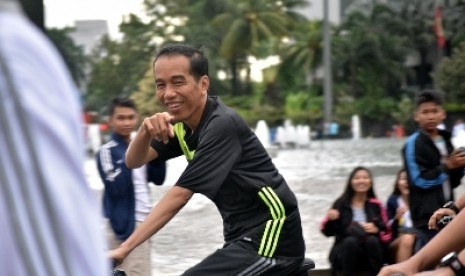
xmin=156 ymin=84 xmax=165 ymax=90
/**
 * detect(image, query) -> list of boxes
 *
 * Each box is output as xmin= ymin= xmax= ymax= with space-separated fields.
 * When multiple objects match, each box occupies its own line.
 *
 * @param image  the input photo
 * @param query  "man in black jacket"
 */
xmin=402 ymin=90 xmax=465 ymax=252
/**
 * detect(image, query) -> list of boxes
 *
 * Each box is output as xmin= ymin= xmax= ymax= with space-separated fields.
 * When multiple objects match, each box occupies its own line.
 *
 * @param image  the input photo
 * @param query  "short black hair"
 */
xmin=416 ymin=90 xmax=443 ymax=107
xmin=108 ymin=97 xmax=137 ymax=116
xmin=154 ymin=44 xmax=209 ymax=80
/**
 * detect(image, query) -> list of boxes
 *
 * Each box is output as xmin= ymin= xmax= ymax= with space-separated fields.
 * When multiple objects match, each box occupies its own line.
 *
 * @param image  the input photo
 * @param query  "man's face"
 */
xmin=414 ymin=102 xmax=445 ymax=132
xmin=109 ymin=106 xmax=138 ymax=138
xmin=153 ymin=55 xmax=208 ymax=129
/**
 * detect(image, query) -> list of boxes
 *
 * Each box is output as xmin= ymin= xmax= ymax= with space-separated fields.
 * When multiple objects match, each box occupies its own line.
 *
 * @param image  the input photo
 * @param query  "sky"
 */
xmin=43 ymin=0 xmax=146 ymax=38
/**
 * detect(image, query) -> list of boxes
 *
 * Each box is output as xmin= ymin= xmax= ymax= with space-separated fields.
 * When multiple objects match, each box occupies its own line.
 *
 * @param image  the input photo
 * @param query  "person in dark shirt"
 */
xmin=402 ymin=90 xmax=465 ymax=252
xmin=320 ymin=166 xmax=390 ymax=276
xmin=109 ymin=44 xmax=306 ymax=275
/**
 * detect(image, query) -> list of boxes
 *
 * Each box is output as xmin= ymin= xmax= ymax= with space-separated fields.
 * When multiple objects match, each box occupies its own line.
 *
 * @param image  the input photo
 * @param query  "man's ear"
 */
xmin=200 ymin=75 xmax=209 ymax=94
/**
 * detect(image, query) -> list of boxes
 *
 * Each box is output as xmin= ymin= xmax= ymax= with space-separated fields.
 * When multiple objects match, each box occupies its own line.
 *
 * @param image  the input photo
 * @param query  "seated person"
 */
xmin=386 ymin=168 xmax=416 ymax=263
xmin=320 ymin=166 xmax=391 ymax=276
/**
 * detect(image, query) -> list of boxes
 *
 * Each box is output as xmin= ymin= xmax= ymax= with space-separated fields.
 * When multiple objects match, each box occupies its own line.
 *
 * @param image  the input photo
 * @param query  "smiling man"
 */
xmin=109 ymin=44 xmax=307 ymax=275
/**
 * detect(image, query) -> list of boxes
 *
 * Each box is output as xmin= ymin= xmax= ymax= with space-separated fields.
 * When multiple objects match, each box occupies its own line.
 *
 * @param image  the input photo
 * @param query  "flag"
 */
xmin=434 ymin=6 xmax=446 ymax=48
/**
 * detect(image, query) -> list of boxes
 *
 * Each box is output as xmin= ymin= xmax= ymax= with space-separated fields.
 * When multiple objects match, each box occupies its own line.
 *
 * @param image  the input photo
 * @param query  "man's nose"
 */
xmin=164 ymin=84 xmax=177 ymax=98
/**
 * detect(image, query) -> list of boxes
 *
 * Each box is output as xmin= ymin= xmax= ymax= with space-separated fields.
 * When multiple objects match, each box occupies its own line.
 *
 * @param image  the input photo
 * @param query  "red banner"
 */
xmin=434 ymin=6 xmax=446 ymax=48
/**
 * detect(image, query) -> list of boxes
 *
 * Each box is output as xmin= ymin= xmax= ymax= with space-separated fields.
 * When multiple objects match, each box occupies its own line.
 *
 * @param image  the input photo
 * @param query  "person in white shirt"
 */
xmin=0 ymin=0 xmax=108 ymax=275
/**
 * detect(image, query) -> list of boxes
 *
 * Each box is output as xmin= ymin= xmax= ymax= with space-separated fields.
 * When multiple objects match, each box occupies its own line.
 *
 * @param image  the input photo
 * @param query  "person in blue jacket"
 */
xmin=97 ymin=97 xmax=165 ymax=276
xmin=402 ymin=90 xmax=465 ymax=252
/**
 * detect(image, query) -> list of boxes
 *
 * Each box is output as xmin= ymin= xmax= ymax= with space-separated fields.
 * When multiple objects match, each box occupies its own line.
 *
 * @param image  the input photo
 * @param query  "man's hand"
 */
xmin=108 ymin=246 xmax=130 ymax=267
xmin=445 ymin=149 xmax=465 ymax=169
xmin=378 ymin=261 xmax=418 ymax=276
xmin=428 ymin=208 xmax=456 ymax=230
xmin=142 ymin=112 xmax=175 ymax=144
xmin=414 ymin=267 xmax=454 ymax=276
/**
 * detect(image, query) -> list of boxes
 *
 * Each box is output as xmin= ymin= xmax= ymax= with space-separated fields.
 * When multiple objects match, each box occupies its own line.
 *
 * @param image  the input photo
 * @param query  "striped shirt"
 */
xmin=0 ymin=2 xmax=108 ymax=275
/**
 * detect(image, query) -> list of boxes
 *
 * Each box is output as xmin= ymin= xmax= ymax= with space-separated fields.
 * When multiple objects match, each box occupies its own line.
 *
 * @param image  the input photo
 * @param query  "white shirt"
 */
xmin=0 ymin=3 xmax=108 ymax=275
xmin=132 ymin=166 xmax=152 ymax=222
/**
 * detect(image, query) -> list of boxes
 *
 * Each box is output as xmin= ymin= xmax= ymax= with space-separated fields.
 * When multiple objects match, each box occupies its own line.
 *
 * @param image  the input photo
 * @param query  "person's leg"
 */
xmin=395 ymin=233 xmax=415 ymax=263
xmin=182 ymin=242 xmax=303 ymax=276
xmin=339 ymin=236 xmax=360 ymax=276
xmin=364 ymin=236 xmax=384 ymax=275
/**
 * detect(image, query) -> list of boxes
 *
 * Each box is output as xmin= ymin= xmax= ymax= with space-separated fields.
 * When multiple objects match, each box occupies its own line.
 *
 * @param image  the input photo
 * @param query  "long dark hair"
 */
xmin=336 ymin=166 xmax=376 ymax=205
xmin=391 ymin=168 xmax=406 ymax=196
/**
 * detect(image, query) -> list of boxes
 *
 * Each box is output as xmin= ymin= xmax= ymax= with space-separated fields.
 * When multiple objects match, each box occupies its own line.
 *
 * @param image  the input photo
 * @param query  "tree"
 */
xmin=280 ymin=20 xmax=323 ymax=86
xmin=131 ymin=65 xmax=165 ymax=118
xmin=46 ymin=27 xmax=86 ymax=87
xmin=85 ymin=14 xmax=156 ymax=112
xmin=210 ymin=0 xmax=308 ymax=95
xmin=331 ymin=4 xmax=409 ymax=135
xmin=387 ymin=0 xmax=436 ymax=89
xmin=435 ymin=41 xmax=465 ymax=103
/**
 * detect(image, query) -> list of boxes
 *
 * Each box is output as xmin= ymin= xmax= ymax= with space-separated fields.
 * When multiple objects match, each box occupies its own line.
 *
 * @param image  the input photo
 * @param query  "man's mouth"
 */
xmin=167 ymin=102 xmax=182 ymax=112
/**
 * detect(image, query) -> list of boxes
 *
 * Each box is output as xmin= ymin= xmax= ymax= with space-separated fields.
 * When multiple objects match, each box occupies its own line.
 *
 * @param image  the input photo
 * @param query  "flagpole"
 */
xmin=323 ymin=0 xmax=333 ymax=136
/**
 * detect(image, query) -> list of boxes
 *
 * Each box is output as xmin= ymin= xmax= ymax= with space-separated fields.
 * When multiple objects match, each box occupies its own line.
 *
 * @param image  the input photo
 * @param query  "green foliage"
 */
xmin=44 ymin=0 xmax=465 ymax=133
xmin=279 ymin=20 xmax=323 ymax=87
xmin=46 ymin=27 xmax=86 ymax=87
xmin=435 ymin=42 xmax=465 ymax=103
xmin=284 ymin=90 xmax=323 ymax=124
xmin=391 ymin=96 xmax=414 ymax=125
xmin=331 ymin=4 xmax=410 ymax=134
xmin=85 ymin=14 xmax=156 ymax=112
xmin=130 ymin=66 xmax=165 ymax=118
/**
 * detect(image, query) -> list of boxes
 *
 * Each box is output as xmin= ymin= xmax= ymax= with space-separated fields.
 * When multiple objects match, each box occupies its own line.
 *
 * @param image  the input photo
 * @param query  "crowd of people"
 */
xmin=320 ymin=90 xmax=465 ymax=276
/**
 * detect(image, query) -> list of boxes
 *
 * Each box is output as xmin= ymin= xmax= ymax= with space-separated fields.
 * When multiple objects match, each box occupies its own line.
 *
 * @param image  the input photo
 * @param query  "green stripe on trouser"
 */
xmin=258 ymin=187 xmax=286 ymax=257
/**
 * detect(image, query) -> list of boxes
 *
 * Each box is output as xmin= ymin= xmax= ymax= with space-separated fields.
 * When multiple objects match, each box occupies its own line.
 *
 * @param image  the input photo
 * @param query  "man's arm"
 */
xmin=126 ymin=121 xmax=158 ymax=168
xmin=379 ymin=207 xmax=465 ymax=275
xmin=414 ymin=249 xmax=465 ymax=276
xmin=126 ymin=113 xmax=175 ymax=168
xmin=109 ymin=186 xmax=194 ymax=263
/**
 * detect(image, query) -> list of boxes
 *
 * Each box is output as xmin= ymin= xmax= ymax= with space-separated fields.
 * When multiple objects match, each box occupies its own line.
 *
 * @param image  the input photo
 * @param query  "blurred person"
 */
xmin=320 ymin=166 xmax=391 ymax=276
xmin=109 ymin=44 xmax=307 ymax=275
xmin=452 ymin=119 xmax=465 ymax=138
xmin=378 ymin=204 xmax=465 ymax=276
xmin=402 ymin=90 xmax=465 ymax=252
xmin=97 ymin=97 xmax=166 ymax=276
xmin=386 ymin=168 xmax=416 ymax=263
xmin=0 ymin=0 xmax=108 ymax=275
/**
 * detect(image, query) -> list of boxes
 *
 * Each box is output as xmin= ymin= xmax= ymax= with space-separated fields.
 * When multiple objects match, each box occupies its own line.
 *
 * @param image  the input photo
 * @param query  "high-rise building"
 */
xmin=69 ymin=20 xmax=109 ymax=55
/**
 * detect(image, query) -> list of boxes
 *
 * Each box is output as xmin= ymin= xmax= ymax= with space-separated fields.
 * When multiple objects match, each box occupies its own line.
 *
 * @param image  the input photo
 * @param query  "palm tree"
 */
xmin=388 ymin=0 xmax=436 ymax=89
xmin=331 ymin=4 xmax=409 ymax=134
xmin=210 ymin=0 xmax=307 ymax=95
xmin=280 ymin=20 xmax=323 ymax=86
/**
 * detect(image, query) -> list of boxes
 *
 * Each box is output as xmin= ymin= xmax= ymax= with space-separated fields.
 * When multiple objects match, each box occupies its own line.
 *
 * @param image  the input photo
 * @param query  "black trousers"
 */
xmin=334 ymin=236 xmax=384 ymax=276
xmin=182 ymin=241 xmax=305 ymax=276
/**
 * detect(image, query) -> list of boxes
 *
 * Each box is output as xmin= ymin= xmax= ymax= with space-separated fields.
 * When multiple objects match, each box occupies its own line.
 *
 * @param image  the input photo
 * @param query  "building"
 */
xmin=69 ymin=20 xmax=109 ymax=55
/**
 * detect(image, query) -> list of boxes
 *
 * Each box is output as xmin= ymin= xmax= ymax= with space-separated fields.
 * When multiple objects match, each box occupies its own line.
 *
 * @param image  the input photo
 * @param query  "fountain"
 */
xmin=351 ymin=115 xmax=361 ymax=140
xmin=254 ymin=120 xmax=278 ymax=157
xmin=275 ymin=119 xmax=310 ymax=149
